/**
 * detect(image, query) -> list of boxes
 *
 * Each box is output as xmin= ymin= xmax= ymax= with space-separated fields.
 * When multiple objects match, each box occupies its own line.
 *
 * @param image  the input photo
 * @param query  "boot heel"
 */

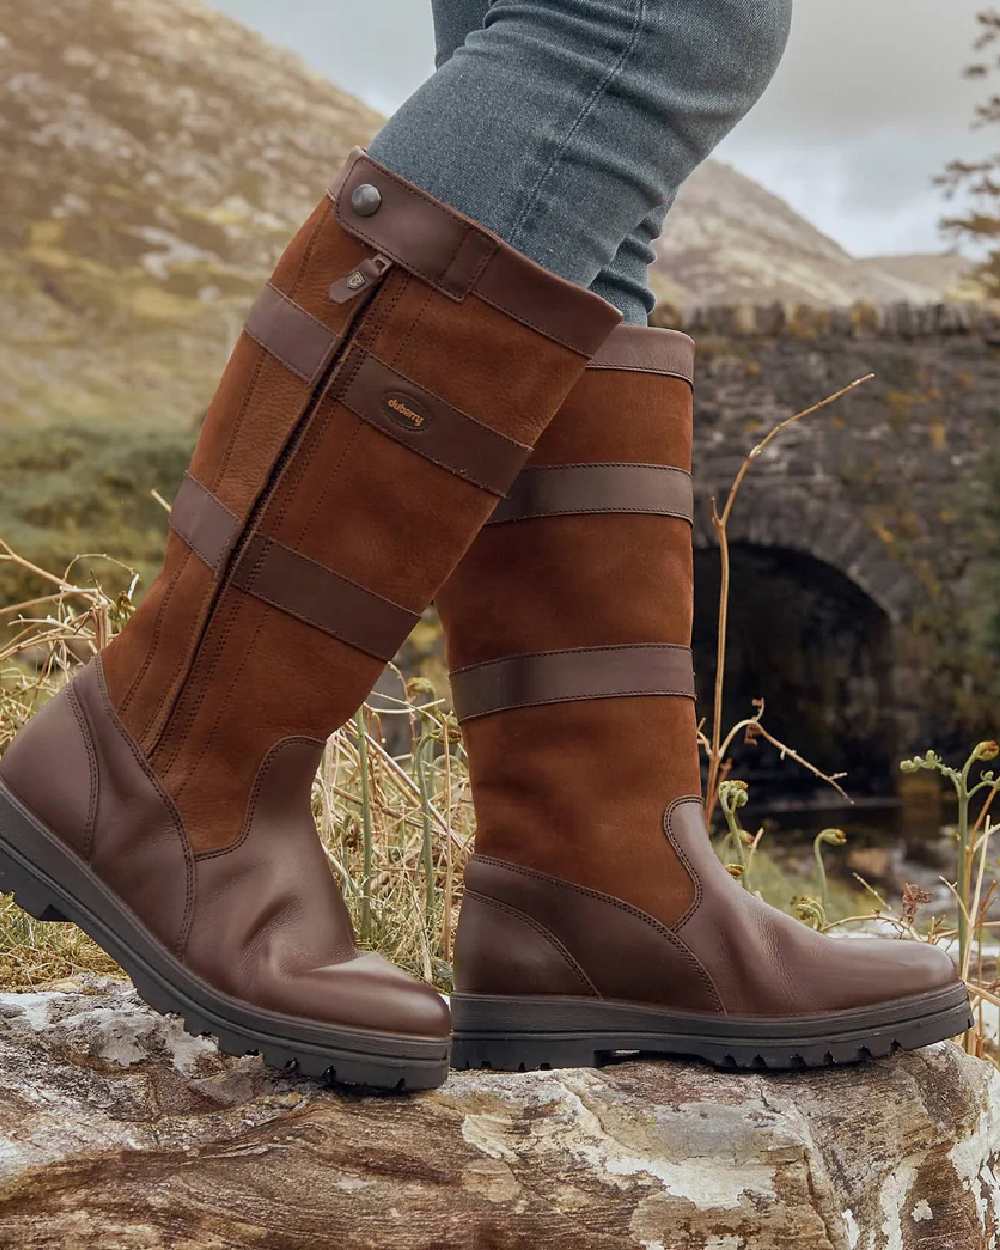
xmin=0 ymin=837 xmax=66 ymax=922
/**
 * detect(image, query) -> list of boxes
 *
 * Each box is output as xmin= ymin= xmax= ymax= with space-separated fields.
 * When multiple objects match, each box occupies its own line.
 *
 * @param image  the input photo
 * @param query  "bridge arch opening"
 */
xmin=693 ymin=543 xmax=896 ymax=799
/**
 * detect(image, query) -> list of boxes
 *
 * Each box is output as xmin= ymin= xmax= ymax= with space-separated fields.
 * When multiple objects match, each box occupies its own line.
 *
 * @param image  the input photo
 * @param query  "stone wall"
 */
xmin=650 ymin=301 xmax=1000 ymax=770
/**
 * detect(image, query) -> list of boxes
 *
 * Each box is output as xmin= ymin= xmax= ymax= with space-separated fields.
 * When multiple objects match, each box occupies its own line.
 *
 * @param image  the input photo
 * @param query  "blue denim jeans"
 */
xmin=369 ymin=0 xmax=792 ymax=323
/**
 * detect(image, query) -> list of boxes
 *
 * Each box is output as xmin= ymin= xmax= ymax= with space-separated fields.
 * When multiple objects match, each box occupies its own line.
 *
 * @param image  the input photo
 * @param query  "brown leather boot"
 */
xmin=437 ymin=325 xmax=971 ymax=1072
xmin=0 ymin=150 xmax=621 ymax=1090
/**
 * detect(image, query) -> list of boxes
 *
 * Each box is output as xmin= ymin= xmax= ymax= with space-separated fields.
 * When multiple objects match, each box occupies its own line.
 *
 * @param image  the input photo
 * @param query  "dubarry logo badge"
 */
xmin=384 ymin=391 xmax=430 ymax=432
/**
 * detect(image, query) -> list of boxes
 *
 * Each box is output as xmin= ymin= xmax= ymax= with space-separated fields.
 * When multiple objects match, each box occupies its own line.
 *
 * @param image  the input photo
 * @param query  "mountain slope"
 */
xmin=0 ymin=0 xmax=973 ymax=432
xmin=653 ymin=160 xmax=973 ymax=308
xmin=0 ymin=0 xmax=381 ymax=427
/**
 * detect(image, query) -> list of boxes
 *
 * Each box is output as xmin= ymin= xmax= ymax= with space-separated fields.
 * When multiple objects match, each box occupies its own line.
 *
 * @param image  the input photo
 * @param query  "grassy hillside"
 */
xmin=0 ymin=0 xmax=380 ymax=432
xmin=0 ymin=0 xmax=382 ymax=604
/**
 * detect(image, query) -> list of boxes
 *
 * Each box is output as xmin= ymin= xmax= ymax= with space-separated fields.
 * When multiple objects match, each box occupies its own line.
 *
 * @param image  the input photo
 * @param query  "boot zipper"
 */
xmin=148 ymin=249 xmax=394 ymax=758
xmin=328 ymin=254 xmax=392 ymax=303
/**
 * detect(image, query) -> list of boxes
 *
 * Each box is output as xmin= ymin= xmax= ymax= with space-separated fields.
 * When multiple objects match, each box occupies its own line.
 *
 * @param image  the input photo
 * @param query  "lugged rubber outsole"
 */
xmin=0 ymin=782 xmax=450 ymax=1091
xmin=450 ymin=986 xmax=974 ymax=1074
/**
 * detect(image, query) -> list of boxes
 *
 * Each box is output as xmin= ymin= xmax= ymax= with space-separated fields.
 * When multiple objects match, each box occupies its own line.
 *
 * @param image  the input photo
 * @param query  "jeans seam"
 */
xmin=507 ymin=0 xmax=646 ymax=253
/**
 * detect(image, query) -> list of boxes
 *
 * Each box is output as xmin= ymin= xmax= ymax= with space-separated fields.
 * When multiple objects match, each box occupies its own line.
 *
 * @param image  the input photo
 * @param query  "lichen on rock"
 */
xmin=0 ymin=977 xmax=997 ymax=1249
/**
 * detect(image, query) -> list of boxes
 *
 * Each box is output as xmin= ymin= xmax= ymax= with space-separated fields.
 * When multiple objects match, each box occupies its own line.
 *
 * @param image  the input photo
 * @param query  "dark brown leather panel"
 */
xmin=473 ymin=250 xmax=618 ymax=359
xmin=330 ymin=148 xmax=622 ymax=355
xmin=589 ymin=325 xmax=695 ymax=383
xmin=336 ymin=348 xmax=532 ymax=496
xmin=487 ymin=464 xmax=694 ymax=526
xmin=244 ymin=282 xmax=339 ymax=384
xmin=451 ymin=644 xmax=696 ymax=722
xmin=0 ymin=682 xmax=97 ymax=861
xmin=231 ymin=534 xmax=419 ymax=663
xmin=668 ymin=799 xmax=959 ymax=1015
xmin=186 ymin=737 xmax=449 ymax=1037
xmin=169 ymin=474 xmax=241 ymax=574
xmin=455 ymin=889 xmax=599 ymax=997
xmin=73 ymin=660 xmax=193 ymax=954
xmin=458 ymin=856 xmax=722 ymax=1011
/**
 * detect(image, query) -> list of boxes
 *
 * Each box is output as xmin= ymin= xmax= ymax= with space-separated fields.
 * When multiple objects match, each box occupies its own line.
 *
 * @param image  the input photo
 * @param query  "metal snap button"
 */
xmin=351 ymin=184 xmax=382 ymax=217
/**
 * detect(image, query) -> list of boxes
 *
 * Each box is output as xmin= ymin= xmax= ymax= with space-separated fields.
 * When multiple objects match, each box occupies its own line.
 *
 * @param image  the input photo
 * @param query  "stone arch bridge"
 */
xmin=652 ymin=301 xmax=1000 ymax=797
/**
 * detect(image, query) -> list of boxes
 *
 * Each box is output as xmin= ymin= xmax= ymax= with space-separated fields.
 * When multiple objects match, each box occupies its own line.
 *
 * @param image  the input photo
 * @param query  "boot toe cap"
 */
xmin=316 ymin=951 xmax=452 ymax=1039
xmin=824 ymin=933 xmax=961 ymax=1009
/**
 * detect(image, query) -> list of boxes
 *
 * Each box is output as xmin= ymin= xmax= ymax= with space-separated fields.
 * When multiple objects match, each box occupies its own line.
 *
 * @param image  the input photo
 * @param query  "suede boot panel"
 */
xmin=102 ymin=199 xmax=371 ymax=750
xmin=437 ymin=359 xmax=699 ymax=929
xmin=460 ymin=698 xmax=700 ymax=927
xmin=531 ymin=371 xmax=693 ymax=470
xmin=439 ymin=513 xmax=693 ymax=667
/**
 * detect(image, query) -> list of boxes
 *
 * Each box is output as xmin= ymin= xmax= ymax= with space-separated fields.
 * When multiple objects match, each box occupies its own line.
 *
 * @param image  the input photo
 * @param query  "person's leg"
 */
xmin=431 ymin=0 xmax=490 ymax=66
xmin=405 ymin=0 xmax=793 ymax=323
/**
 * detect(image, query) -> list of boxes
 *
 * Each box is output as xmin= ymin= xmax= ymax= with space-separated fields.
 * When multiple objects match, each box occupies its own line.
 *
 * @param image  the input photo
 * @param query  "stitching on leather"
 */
xmin=210 ymin=196 xmax=328 ymax=496
xmin=493 ymin=464 xmax=693 ymax=524
xmin=359 ymin=348 xmax=531 ymax=449
xmin=662 ymin=796 xmax=728 ymax=1011
xmin=288 ymin=408 xmax=366 ymax=557
xmin=587 ymin=364 xmax=694 ymax=386
xmin=93 ymin=660 xmax=196 ymax=956
xmin=336 ymin=404 xmax=514 ymax=496
xmin=328 ymin=166 xmax=603 ymax=355
xmin=67 ymin=685 xmax=98 ymax=862
xmin=520 ymin=462 xmax=691 ymax=476
xmin=463 ymin=888 xmax=598 ymax=996
xmin=133 ymin=341 xmax=267 ymax=743
xmin=168 ymin=377 xmax=370 ymax=799
xmin=170 ymin=602 xmax=267 ymax=804
xmin=242 ymin=536 xmax=418 ymax=616
xmin=234 ymin=580 xmax=413 ymax=660
xmin=168 ymin=474 xmax=239 ymax=572
xmin=280 ymin=272 xmax=406 ymax=550
xmin=495 ymin=508 xmax=692 ymax=523
xmin=243 ymin=327 xmax=311 ymax=383
xmin=469 ymin=288 xmax=592 ymax=356
xmin=165 ymin=292 xmax=391 ymax=797
xmin=161 ymin=203 xmax=333 ymax=741
xmin=473 ymin=854 xmax=723 ymax=1012
xmin=459 ymin=688 xmax=695 ymax=721
xmin=663 ymin=795 xmax=705 ymax=932
xmin=453 ymin=232 xmax=498 ymax=294
xmin=194 ymin=735 xmax=325 ymax=862
xmin=328 ymin=184 xmax=476 ymax=298
xmin=359 ymin=269 xmax=410 ymax=355
xmin=451 ymin=642 xmax=691 ymax=676
xmin=244 ymin=284 xmax=335 ymax=384
xmin=387 ymin=283 xmax=436 ymax=370
xmin=261 ymin=281 xmax=335 ymax=341
xmin=155 ymin=243 xmax=386 ymax=778
xmin=435 ymin=222 xmax=480 ymax=298
xmin=336 ymin=350 xmax=529 ymax=496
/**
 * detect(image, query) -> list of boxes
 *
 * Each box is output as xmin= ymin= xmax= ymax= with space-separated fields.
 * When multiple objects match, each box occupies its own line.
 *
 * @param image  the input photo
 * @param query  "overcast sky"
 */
xmin=208 ymin=0 xmax=991 ymax=257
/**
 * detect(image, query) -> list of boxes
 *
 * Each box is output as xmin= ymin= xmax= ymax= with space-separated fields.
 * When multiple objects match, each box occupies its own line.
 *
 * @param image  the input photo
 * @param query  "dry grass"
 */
xmin=1 ymin=377 xmax=997 ymax=1075
xmin=0 ymin=540 xmax=478 ymax=989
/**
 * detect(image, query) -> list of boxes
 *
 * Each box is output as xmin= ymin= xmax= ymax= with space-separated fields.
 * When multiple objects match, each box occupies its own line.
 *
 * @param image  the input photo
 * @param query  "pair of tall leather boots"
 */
xmin=0 ymin=151 xmax=970 ymax=1090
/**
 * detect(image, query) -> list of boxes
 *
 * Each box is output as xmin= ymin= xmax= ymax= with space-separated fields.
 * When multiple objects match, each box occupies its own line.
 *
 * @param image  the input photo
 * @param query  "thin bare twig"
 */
xmin=705 ymin=374 xmax=875 ymax=820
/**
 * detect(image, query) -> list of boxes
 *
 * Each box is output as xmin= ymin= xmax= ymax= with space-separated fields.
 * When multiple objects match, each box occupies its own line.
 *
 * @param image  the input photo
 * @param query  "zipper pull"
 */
xmin=328 ymin=253 xmax=393 ymax=304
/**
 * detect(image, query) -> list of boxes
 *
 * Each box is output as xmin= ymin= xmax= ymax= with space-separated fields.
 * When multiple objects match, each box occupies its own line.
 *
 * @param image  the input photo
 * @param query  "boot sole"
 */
xmin=0 ymin=782 xmax=450 ymax=1091
xmin=451 ymin=985 xmax=974 ymax=1073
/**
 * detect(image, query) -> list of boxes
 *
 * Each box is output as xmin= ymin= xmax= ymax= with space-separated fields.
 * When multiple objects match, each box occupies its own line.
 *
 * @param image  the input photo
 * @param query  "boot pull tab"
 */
xmin=328 ymin=254 xmax=393 ymax=304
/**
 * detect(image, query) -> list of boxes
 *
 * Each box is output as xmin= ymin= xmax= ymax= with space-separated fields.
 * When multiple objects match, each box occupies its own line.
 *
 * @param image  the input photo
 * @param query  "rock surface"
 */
xmin=0 ymin=978 xmax=998 ymax=1249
